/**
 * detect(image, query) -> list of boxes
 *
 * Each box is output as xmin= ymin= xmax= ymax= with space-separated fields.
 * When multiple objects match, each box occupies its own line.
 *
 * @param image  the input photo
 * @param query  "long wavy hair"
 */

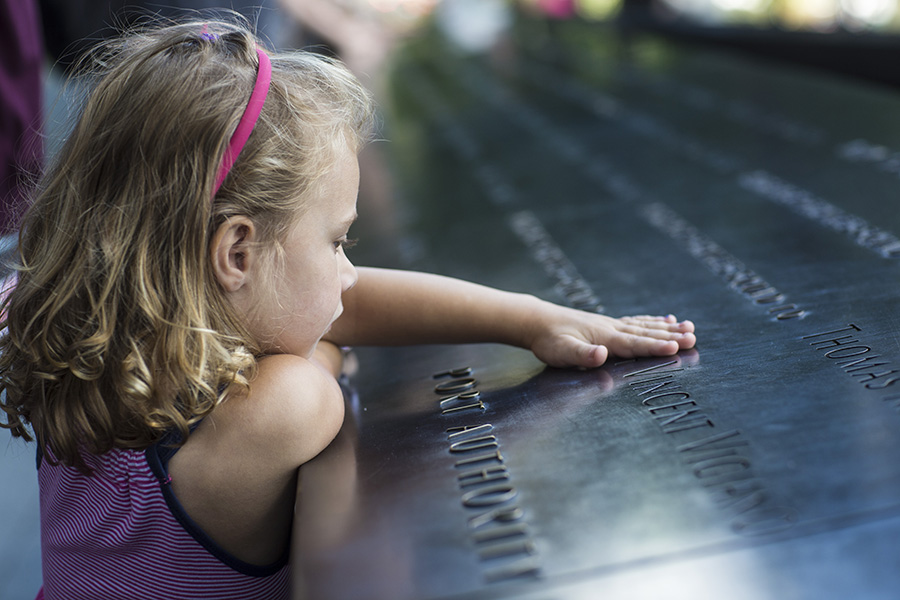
xmin=0 ymin=17 xmax=375 ymax=471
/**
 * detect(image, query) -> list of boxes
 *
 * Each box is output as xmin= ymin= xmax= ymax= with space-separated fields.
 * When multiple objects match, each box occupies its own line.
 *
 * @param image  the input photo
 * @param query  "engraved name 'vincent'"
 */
xmin=624 ymin=359 xmax=797 ymax=535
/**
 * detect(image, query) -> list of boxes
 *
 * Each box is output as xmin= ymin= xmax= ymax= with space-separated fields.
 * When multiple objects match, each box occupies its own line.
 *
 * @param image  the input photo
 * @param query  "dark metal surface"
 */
xmin=292 ymin=15 xmax=900 ymax=600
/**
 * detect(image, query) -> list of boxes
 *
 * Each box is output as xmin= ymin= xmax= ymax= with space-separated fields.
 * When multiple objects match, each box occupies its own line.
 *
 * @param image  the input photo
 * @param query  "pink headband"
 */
xmin=212 ymin=48 xmax=272 ymax=197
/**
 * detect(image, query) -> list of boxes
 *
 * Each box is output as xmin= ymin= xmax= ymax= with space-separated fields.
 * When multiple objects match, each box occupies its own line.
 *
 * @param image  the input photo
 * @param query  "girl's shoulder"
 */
xmin=166 ymin=354 xmax=345 ymax=565
xmin=173 ymin=353 xmax=345 ymax=487
xmin=211 ymin=353 xmax=346 ymax=468
xmin=252 ymin=353 xmax=346 ymax=463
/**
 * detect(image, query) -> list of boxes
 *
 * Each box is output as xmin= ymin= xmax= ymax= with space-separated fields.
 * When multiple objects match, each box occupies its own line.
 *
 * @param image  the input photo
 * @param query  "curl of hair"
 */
xmin=0 ymin=17 xmax=375 ymax=472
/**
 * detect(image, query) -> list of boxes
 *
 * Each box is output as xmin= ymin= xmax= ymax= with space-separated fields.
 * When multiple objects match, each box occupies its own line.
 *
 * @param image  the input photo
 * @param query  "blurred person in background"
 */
xmin=38 ymin=0 xmax=412 ymax=85
xmin=0 ymin=0 xmax=44 ymax=239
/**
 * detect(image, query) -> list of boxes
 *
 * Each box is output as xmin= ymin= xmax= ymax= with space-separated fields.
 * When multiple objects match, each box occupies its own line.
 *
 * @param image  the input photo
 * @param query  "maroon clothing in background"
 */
xmin=0 ymin=0 xmax=43 ymax=235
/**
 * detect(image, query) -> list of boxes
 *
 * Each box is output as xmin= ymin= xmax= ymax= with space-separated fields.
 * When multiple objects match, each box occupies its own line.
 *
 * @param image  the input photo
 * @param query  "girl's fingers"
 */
xmin=615 ymin=323 xmax=691 ymax=339
xmin=605 ymin=336 xmax=678 ymax=358
xmin=604 ymin=328 xmax=696 ymax=357
xmin=621 ymin=314 xmax=677 ymax=323
xmin=578 ymin=341 xmax=609 ymax=368
xmin=533 ymin=335 xmax=610 ymax=368
xmin=618 ymin=316 xmax=695 ymax=335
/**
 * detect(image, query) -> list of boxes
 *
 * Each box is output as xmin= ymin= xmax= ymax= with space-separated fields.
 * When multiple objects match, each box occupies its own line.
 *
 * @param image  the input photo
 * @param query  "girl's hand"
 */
xmin=527 ymin=305 xmax=695 ymax=369
xmin=328 ymin=268 xmax=695 ymax=368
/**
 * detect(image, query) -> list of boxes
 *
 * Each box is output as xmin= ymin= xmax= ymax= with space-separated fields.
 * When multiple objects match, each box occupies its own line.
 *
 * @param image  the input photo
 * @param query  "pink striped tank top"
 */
xmin=38 ymin=433 xmax=290 ymax=599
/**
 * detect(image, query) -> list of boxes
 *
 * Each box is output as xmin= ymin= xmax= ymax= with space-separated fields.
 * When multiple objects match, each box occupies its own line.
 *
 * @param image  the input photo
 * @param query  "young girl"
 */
xmin=0 ymin=19 xmax=695 ymax=600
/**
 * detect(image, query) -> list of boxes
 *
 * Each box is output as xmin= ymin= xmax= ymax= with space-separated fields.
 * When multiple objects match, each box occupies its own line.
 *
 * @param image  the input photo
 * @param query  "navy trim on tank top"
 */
xmin=145 ymin=428 xmax=289 ymax=578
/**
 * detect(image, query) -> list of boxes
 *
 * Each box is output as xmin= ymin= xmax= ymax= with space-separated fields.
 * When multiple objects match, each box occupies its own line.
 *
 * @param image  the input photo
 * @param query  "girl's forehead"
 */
xmin=297 ymin=154 xmax=359 ymax=222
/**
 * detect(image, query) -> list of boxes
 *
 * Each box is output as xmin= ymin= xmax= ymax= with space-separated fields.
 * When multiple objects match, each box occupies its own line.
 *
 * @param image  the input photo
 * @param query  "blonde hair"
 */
xmin=0 ymin=18 xmax=375 ymax=471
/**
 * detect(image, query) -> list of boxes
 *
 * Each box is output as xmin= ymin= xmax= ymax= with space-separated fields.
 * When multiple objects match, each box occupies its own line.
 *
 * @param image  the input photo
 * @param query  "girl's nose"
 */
xmin=341 ymin=254 xmax=358 ymax=292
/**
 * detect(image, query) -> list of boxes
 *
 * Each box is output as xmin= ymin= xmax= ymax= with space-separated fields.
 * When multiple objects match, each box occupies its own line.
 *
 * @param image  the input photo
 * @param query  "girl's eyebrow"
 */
xmin=339 ymin=213 xmax=358 ymax=228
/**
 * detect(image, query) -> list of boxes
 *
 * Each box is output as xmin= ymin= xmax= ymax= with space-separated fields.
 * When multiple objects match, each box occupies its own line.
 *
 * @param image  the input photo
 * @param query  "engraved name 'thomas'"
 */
xmin=803 ymin=324 xmax=900 ymax=391
xmin=803 ymin=324 xmax=900 ymax=417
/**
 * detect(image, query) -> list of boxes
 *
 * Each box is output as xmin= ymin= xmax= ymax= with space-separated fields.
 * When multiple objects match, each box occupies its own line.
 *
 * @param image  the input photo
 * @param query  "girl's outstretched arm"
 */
xmin=325 ymin=267 xmax=695 ymax=369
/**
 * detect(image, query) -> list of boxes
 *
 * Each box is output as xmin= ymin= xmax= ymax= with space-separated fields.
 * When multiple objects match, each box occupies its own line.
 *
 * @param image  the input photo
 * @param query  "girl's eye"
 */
xmin=336 ymin=237 xmax=358 ymax=251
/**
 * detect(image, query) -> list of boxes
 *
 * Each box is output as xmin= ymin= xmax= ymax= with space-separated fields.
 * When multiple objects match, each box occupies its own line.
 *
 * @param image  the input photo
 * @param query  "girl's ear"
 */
xmin=211 ymin=216 xmax=257 ymax=293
